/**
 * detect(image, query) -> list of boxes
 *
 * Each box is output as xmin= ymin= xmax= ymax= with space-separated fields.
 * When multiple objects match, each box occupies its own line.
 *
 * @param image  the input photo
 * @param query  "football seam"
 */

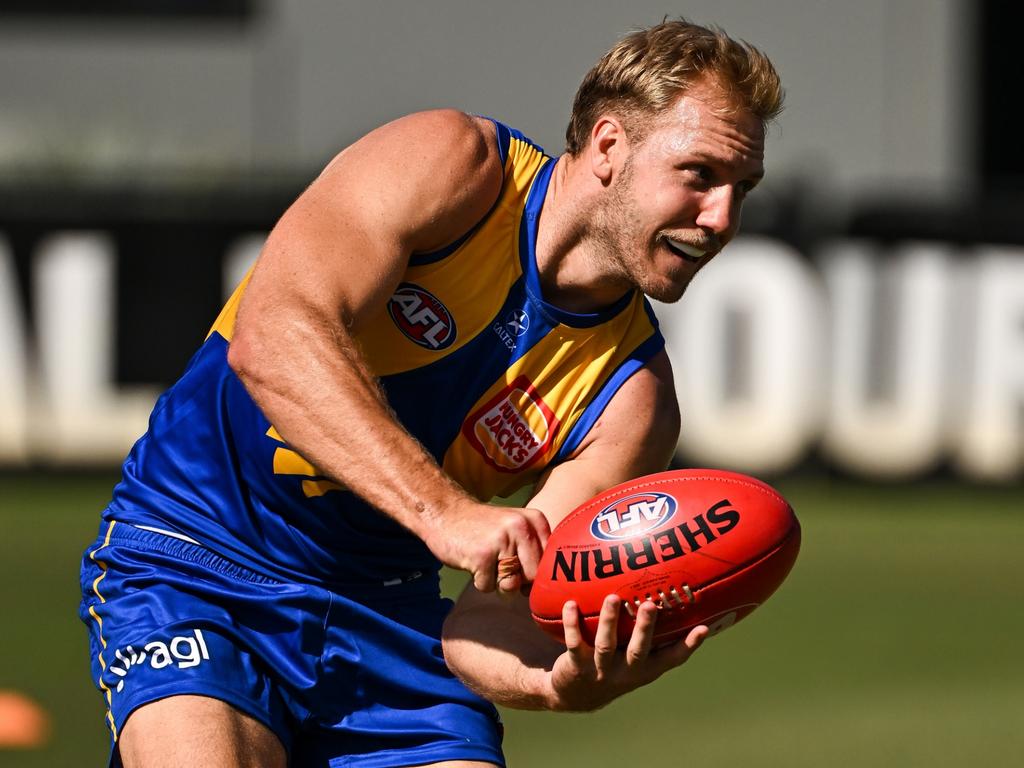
xmin=531 ymin=520 xmax=800 ymax=622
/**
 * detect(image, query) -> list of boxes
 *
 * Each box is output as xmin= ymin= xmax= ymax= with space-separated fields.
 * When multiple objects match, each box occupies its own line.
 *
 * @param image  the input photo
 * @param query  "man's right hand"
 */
xmin=544 ymin=596 xmax=708 ymax=712
xmin=421 ymin=502 xmax=550 ymax=595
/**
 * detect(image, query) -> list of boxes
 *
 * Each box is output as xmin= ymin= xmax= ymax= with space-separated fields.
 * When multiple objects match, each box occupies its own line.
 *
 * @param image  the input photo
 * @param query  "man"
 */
xmin=80 ymin=19 xmax=782 ymax=768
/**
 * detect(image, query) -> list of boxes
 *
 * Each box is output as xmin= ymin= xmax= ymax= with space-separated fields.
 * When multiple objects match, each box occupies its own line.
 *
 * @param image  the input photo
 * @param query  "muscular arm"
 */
xmin=227 ymin=110 xmax=548 ymax=591
xmin=442 ymin=351 xmax=708 ymax=711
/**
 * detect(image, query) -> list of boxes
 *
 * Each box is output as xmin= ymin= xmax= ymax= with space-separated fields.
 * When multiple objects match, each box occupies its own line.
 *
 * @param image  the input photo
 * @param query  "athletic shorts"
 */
xmin=79 ymin=520 xmax=505 ymax=767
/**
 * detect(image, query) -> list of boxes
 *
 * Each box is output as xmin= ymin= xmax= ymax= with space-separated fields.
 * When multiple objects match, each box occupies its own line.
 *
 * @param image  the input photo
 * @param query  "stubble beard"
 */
xmin=594 ymin=162 xmax=692 ymax=304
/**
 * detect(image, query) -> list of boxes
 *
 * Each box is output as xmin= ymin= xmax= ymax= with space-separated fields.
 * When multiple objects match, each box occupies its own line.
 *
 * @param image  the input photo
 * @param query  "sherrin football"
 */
xmin=529 ymin=469 xmax=800 ymax=648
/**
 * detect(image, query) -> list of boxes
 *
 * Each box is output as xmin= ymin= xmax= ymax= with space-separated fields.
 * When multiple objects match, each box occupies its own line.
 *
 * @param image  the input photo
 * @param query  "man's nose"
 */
xmin=695 ymin=186 xmax=737 ymax=236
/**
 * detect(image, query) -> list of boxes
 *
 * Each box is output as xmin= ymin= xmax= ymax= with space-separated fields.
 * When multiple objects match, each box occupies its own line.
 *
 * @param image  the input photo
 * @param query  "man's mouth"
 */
xmin=663 ymin=237 xmax=707 ymax=263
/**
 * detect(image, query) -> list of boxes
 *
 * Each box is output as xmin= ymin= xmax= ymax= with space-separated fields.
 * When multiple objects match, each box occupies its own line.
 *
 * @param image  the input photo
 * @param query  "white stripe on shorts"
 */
xmin=131 ymin=524 xmax=201 ymax=545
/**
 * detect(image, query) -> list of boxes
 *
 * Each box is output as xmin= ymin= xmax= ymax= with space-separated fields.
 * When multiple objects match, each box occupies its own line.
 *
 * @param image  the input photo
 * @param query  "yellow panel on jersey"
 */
xmin=268 ymin=426 xmax=346 ymax=497
xmin=207 ymin=267 xmax=254 ymax=341
xmin=442 ymin=293 xmax=658 ymax=500
xmin=353 ymin=136 xmax=548 ymax=376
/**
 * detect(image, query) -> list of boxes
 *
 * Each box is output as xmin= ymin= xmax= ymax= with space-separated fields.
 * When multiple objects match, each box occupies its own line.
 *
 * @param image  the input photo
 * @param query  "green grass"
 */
xmin=0 ymin=472 xmax=117 ymax=768
xmin=1 ymin=474 xmax=1022 ymax=766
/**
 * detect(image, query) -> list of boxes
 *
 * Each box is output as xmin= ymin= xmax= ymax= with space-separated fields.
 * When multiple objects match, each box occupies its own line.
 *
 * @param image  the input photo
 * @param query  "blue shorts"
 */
xmin=79 ymin=520 xmax=505 ymax=767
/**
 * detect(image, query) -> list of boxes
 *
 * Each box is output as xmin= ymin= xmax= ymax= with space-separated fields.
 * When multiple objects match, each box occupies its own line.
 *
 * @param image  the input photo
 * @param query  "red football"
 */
xmin=529 ymin=469 xmax=800 ymax=648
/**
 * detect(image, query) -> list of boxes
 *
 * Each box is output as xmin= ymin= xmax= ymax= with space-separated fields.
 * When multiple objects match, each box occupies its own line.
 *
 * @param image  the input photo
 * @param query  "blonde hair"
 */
xmin=565 ymin=19 xmax=784 ymax=155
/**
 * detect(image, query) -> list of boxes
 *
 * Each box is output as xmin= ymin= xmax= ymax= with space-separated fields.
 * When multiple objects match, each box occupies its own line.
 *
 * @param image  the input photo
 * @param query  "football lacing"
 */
xmin=621 ymin=583 xmax=694 ymax=616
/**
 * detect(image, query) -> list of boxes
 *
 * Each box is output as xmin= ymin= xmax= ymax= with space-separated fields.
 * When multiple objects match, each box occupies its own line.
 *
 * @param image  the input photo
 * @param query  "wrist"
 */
xmin=521 ymin=668 xmax=568 ymax=712
xmin=392 ymin=465 xmax=476 ymax=537
xmin=409 ymin=489 xmax=479 ymax=537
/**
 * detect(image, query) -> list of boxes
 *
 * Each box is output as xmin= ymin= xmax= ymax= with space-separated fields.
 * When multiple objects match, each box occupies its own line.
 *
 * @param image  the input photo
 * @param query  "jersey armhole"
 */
xmin=553 ymin=329 xmax=667 ymax=463
xmin=408 ymin=117 xmax=513 ymax=267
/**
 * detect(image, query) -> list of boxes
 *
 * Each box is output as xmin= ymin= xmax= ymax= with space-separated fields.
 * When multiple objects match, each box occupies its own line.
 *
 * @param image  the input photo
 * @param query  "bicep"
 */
xmin=529 ymin=349 xmax=680 ymax=528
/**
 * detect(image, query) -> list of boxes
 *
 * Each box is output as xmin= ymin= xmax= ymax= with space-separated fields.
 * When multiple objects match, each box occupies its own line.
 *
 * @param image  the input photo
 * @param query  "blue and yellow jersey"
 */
xmin=106 ymin=120 xmax=665 ymax=587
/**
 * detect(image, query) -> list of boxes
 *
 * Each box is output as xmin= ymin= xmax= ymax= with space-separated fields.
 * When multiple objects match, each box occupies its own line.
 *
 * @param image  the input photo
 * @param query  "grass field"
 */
xmin=1 ymin=472 xmax=1022 ymax=767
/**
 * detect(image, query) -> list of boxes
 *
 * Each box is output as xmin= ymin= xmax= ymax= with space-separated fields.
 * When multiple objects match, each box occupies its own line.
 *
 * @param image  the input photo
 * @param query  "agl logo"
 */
xmin=591 ymin=492 xmax=677 ymax=541
xmin=107 ymin=628 xmax=211 ymax=694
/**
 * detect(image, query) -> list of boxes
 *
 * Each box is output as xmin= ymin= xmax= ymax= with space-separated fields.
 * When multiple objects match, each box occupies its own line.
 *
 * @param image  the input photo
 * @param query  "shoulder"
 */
xmin=379 ymin=109 xmax=496 ymax=158
xmin=315 ymin=110 xmax=505 ymax=252
xmin=323 ymin=110 xmax=501 ymax=193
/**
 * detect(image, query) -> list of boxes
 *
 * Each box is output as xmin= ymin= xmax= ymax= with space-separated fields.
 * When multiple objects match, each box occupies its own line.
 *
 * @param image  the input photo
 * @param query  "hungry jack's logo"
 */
xmin=464 ymin=376 xmax=559 ymax=473
xmin=388 ymin=283 xmax=457 ymax=350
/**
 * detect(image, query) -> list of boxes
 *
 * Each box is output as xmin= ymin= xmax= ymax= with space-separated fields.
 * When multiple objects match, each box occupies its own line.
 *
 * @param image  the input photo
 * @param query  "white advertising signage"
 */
xmin=0 ymin=232 xmax=1021 ymax=481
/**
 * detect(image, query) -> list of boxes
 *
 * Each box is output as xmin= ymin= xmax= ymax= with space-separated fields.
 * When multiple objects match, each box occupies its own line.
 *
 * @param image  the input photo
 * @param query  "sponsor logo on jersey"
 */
xmin=492 ymin=308 xmax=530 ymax=350
xmin=107 ymin=628 xmax=211 ymax=694
xmin=464 ymin=375 xmax=559 ymax=473
xmin=590 ymin=492 xmax=677 ymax=541
xmin=505 ymin=309 xmax=530 ymax=336
xmin=388 ymin=283 xmax=457 ymax=350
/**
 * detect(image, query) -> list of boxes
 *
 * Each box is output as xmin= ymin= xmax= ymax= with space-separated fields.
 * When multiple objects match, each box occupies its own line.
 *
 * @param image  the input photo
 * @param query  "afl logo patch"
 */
xmin=388 ymin=283 xmax=456 ymax=350
xmin=591 ymin=492 xmax=677 ymax=541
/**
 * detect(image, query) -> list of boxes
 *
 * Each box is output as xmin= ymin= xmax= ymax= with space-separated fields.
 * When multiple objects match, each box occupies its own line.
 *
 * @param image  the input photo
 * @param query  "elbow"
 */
xmin=226 ymin=330 xmax=253 ymax=381
xmin=665 ymin=404 xmax=682 ymax=455
xmin=226 ymin=322 xmax=267 ymax=392
xmin=440 ymin=610 xmax=466 ymax=667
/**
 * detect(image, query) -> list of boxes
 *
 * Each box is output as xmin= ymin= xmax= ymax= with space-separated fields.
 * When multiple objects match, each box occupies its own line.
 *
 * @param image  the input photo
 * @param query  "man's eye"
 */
xmin=686 ymin=165 xmax=713 ymax=185
xmin=735 ymin=180 xmax=759 ymax=199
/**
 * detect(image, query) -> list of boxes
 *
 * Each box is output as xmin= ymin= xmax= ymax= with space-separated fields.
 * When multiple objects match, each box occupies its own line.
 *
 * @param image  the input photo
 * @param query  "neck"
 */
xmin=534 ymin=154 xmax=634 ymax=314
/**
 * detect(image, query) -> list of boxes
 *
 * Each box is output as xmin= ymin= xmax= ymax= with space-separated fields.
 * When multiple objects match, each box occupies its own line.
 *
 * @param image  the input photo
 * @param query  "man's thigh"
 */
xmin=80 ymin=523 xmax=311 ymax=758
xmin=117 ymin=695 xmax=286 ymax=768
xmin=80 ymin=522 xmax=506 ymax=767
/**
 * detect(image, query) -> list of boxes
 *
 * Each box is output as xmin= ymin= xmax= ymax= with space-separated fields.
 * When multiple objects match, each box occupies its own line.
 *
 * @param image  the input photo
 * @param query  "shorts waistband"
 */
xmin=97 ymin=520 xmax=443 ymax=601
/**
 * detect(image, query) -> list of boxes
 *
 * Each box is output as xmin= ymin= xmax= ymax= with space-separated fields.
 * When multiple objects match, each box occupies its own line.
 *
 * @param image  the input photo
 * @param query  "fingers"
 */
xmin=561 ymin=600 xmax=585 ymax=656
xmin=654 ymin=624 xmax=709 ymax=673
xmin=511 ymin=507 xmax=549 ymax=583
xmin=683 ymin=624 xmax=709 ymax=655
xmin=473 ymin=555 xmax=521 ymax=595
xmin=624 ymin=600 xmax=658 ymax=664
xmin=591 ymin=595 xmax=620 ymax=671
xmin=473 ymin=506 xmax=549 ymax=595
xmin=472 ymin=562 xmax=497 ymax=593
xmin=496 ymin=555 xmax=522 ymax=597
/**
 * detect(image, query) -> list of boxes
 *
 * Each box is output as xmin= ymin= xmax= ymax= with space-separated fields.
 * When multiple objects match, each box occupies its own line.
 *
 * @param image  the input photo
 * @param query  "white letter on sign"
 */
xmin=34 ymin=233 xmax=157 ymax=462
xmin=820 ymin=241 xmax=949 ymax=477
xmin=956 ymin=247 xmax=1024 ymax=480
xmin=0 ymin=236 xmax=28 ymax=461
xmin=660 ymin=236 xmax=825 ymax=472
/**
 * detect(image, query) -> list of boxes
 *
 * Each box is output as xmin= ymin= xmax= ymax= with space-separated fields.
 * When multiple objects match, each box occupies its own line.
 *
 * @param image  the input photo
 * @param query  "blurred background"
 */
xmin=0 ymin=1 xmax=1021 ymax=766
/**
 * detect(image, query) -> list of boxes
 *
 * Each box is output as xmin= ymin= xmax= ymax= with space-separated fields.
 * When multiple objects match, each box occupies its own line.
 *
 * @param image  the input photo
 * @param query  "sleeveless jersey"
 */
xmin=104 ymin=120 xmax=665 ymax=588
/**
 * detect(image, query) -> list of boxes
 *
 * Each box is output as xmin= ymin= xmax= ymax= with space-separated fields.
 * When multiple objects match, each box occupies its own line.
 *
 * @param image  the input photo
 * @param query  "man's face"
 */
xmin=595 ymin=81 xmax=766 ymax=303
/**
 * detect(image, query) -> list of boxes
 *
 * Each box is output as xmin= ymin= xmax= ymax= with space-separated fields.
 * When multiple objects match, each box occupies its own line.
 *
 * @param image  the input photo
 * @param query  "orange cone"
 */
xmin=0 ymin=690 xmax=51 ymax=748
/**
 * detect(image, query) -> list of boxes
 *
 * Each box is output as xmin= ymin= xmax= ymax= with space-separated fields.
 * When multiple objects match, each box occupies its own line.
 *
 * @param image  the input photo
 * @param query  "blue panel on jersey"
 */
xmin=378 ymin=275 xmax=560 ymax=463
xmin=492 ymin=118 xmax=512 ymax=166
xmin=554 ymin=327 xmax=666 ymax=462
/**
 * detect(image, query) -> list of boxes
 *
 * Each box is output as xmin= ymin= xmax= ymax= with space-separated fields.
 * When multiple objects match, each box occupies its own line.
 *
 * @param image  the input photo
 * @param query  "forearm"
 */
xmin=442 ymin=594 xmax=562 ymax=711
xmin=228 ymin=303 xmax=475 ymax=538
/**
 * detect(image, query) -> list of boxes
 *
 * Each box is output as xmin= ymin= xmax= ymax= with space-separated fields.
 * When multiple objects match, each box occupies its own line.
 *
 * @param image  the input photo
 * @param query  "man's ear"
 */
xmin=588 ymin=116 xmax=628 ymax=186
